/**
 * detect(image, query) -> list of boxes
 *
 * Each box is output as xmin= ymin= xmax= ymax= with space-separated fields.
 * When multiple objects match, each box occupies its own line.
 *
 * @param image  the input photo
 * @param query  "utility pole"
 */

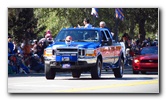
xmin=115 ymin=18 xmax=119 ymax=42
xmin=93 ymin=15 xmax=96 ymax=26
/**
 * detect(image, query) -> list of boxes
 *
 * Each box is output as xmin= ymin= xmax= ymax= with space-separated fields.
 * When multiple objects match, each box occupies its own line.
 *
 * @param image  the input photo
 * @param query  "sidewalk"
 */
xmin=8 ymin=72 xmax=44 ymax=77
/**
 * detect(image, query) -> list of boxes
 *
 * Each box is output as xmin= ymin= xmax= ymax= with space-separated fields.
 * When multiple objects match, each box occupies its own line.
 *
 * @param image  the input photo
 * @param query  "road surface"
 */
xmin=8 ymin=66 xmax=159 ymax=93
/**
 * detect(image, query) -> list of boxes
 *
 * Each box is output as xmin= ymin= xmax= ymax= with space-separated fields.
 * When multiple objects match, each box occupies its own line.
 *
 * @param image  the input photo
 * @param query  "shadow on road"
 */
xmin=8 ymin=71 xmax=158 ymax=77
xmin=66 ymin=76 xmax=157 ymax=81
xmin=8 ymin=66 xmax=158 ymax=82
xmin=8 ymin=73 xmax=158 ymax=81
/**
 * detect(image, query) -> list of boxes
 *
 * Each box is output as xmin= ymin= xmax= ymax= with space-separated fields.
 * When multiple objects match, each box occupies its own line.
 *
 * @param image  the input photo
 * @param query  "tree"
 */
xmin=125 ymin=8 xmax=158 ymax=41
xmin=8 ymin=8 xmax=158 ymax=43
xmin=8 ymin=8 xmax=37 ymax=42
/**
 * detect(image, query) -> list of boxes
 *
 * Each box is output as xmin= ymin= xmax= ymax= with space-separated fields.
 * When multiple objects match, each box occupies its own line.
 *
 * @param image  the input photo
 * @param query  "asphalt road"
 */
xmin=8 ymin=66 xmax=159 ymax=93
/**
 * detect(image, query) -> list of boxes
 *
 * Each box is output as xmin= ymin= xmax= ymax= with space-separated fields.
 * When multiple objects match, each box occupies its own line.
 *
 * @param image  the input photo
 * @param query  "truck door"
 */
xmin=104 ymin=30 xmax=115 ymax=63
xmin=101 ymin=30 xmax=114 ymax=64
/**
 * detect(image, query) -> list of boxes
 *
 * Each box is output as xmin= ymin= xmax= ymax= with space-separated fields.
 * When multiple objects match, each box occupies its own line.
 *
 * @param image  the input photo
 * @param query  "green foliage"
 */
xmin=125 ymin=8 xmax=158 ymax=41
xmin=34 ymin=8 xmax=75 ymax=38
xmin=8 ymin=8 xmax=37 ymax=42
xmin=8 ymin=8 xmax=158 ymax=42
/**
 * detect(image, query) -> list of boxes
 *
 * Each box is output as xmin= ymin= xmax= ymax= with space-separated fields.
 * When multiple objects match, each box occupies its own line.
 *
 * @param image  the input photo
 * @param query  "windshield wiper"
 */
xmin=57 ymin=39 xmax=65 ymax=42
xmin=74 ymin=40 xmax=86 ymax=42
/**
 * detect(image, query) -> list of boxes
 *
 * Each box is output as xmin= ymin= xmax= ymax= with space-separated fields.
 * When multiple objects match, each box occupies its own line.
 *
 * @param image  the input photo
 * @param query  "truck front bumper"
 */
xmin=44 ymin=57 xmax=97 ymax=69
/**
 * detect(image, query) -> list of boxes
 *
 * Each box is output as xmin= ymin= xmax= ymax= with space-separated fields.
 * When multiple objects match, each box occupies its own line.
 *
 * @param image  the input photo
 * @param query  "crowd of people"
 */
xmin=8 ymin=18 xmax=158 ymax=74
xmin=8 ymin=30 xmax=53 ymax=74
xmin=120 ymin=33 xmax=158 ymax=66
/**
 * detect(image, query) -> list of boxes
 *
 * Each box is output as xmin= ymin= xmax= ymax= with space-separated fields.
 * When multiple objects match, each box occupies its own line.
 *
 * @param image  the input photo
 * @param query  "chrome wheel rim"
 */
xmin=120 ymin=59 xmax=124 ymax=76
xmin=97 ymin=61 xmax=101 ymax=78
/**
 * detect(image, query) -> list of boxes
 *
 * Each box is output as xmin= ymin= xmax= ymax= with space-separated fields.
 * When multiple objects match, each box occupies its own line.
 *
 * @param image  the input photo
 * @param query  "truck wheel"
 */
xmin=91 ymin=59 xmax=102 ymax=79
xmin=45 ymin=64 xmax=56 ymax=79
xmin=113 ymin=58 xmax=124 ymax=78
xmin=72 ymin=70 xmax=81 ymax=78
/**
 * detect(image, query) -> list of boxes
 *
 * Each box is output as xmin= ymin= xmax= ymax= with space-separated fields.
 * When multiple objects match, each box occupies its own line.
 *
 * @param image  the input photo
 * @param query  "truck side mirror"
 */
xmin=101 ymin=40 xmax=107 ymax=46
xmin=101 ymin=39 xmax=112 ymax=46
xmin=107 ymin=38 xmax=112 ymax=46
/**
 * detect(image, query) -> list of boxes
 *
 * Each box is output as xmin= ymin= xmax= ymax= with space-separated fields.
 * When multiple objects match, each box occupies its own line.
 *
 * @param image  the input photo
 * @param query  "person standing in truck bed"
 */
xmin=99 ymin=21 xmax=112 ymax=37
xmin=78 ymin=18 xmax=92 ymax=28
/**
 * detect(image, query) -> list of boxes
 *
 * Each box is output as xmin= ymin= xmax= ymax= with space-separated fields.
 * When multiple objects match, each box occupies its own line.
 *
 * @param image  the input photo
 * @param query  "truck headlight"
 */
xmin=44 ymin=49 xmax=53 ymax=57
xmin=86 ymin=49 xmax=97 ymax=57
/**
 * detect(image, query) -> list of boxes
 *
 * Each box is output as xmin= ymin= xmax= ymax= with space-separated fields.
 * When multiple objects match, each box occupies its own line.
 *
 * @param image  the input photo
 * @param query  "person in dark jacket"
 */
xmin=29 ymin=54 xmax=44 ymax=73
xmin=8 ymin=35 xmax=14 ymax=54
xmin=99 ymin=21 xmax=111 ymax=33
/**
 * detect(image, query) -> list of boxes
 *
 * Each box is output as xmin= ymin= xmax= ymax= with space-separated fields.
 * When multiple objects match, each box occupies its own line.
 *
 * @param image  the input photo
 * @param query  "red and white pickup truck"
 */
xmin=44 ymin=27 xmax=126 ymax=79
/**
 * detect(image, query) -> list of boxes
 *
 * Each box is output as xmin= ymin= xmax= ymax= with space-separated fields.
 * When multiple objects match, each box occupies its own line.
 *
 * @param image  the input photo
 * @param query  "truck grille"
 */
xmin=55 ymin=48 xmax=85 ymax=57
xmin=57 ymin=48 xmax=78 ymax=53
xmin=78 ymin=49 xmax=85 ymax=56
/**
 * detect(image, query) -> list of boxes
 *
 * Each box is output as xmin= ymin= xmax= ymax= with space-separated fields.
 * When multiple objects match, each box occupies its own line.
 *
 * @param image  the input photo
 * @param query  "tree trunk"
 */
xmin=139 ymin=19 xmax=146 ymax=42
xmin=129 ymin=18 xmax=135 ymax=39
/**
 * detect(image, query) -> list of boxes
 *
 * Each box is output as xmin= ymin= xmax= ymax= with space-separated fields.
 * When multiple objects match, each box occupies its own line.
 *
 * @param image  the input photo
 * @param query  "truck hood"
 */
xmin=47 ymin=42 xmax=100 ymax=49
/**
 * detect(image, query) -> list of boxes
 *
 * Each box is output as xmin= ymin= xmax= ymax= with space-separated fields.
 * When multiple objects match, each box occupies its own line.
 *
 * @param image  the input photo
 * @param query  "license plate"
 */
xmin=62 ymin=64 xmax=71 ymax=68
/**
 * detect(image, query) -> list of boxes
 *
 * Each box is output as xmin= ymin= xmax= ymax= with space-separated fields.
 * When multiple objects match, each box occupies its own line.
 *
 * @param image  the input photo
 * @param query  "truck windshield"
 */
xmin=55 ymin=30 xmax=99 ymax=42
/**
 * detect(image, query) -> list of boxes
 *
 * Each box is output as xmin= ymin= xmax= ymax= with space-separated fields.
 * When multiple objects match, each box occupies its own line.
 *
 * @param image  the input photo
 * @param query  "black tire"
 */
xmin=72 ymin=70 xmax=81 ymax=78
xmin=141 ymin=71 xmax=146 ymax=74
xmin=91 ymin=59 xmax=102 ymax=79
xmin=113 ymin=58 xmax=124 ymax=78
xmin=133 ymin=70 xmax=139 ymax=74
xmin=45 ymin=64 xmax=56 ymax=79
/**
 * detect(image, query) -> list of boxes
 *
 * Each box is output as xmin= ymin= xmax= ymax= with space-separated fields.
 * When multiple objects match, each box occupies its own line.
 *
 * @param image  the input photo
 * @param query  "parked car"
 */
xmin=132 ymin=46 xmax=158 ymax=74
